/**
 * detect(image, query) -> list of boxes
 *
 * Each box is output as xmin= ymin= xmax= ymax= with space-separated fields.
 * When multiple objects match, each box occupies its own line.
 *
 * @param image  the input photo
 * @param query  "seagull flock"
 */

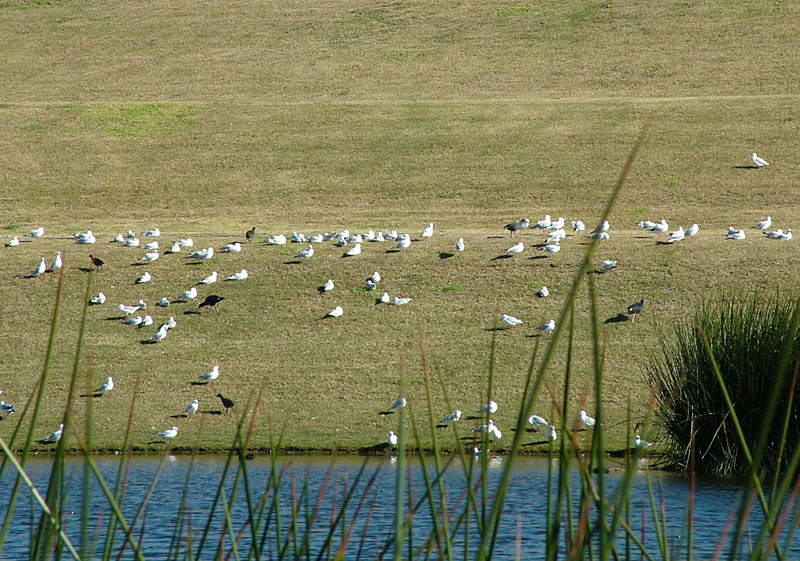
xmin=2 ymin=154 xmax=780 ymax=448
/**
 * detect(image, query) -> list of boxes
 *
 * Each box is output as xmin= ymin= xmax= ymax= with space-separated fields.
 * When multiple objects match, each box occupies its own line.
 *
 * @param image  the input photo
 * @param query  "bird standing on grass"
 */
xmin=438 ymin=410 xmax=462 ymax=425
xmin=136 ymin=271 xmax=151 ymax=284
xmin=504 ymin=218 xmax=530 ymax=237
xmin=30 ymin=257 xmax=46 ymax=277
xmin=479 ymin=400 xmax=498 ymax=415
xmin=199 ymin=294 xmax=225 ymax=312
xmin=536 ymin=319 xmax=556 ymax=335
xmin=387 ymin=431 xmax=398 ymax=446
xmin=185 ymin=399 xmax=199 ymax=417
xmin=506 ymin=242 xmax=524 ymax=255
xmin=217 ymin=393 xmax=235 ymax=413
xmin=627 ymin=299 xmax=645 ymax=322
xmin=198 ymin=271 xmax=218 ymax=285
xmin=752 ymin=216 xmax=772 ymax=230
xmin=89 ymin=254 xmax=104 ymax=270
xmin=579 ymin=410 xmax=596 ymax=428
xmin=421 ymin=222 xmax=434 ymax=239
xmin=325 ymin=305 xmax=344 ymax=318
xmin=5 ymin=236 xmax=19 ymax=247
xmin=536 ymin=286 xmax=549 ymax=298
xmin=41 ymin=424 xmax=64 ymax=443
xmin=500 ymin=314 xmax=523 ymax=328
xmin=455 ymin=238 xmax=465 ymax=252
xmin=27 ymin=227 xmax=45 ymax=238
xmin=528 ymin=415 xmax=549 ymax=430
xmin=296 ymin=244 xmax=314 ymax=259
xmin=319 ymin=279 xmax=335 ymax=295
xmin=146 ymin=324 xmax=169 ymax=344
xmin=199 ymin=365 xmax=220 ymax=384
xmin=389 ymin=397 xmax=407 ymax=411
xmin=751 ymin=153 xmax=769 ymax=167
xmin=48 ymin=252 xmax=63 ymax=272
xmin=155 ymin=426 xmax=178 ymax=440
xmin=245 ymin=226 xmax=256 ymax=241
xmin=180 ymin=287 xmax=198 ymax=301
xmin=94 ymin=376 xmax=114 ymax=396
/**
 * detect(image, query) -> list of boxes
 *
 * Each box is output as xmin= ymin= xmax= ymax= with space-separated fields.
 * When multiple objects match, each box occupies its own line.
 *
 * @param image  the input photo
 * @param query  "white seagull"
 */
xmin=751 ymin=153 xmax=769 ymax=167
xmin=370 ymin=271 xmax=381 ymax=283
xmin=534 ymin=215 xmax=551 ymax=229
xmin=668 ymin=227 xmax=685 ymax=243
xmin=571 ymin=220 xmax=586 ymax=233
xmin=421 ymin=222 xmax=434 ymax=239
xmin=31 ymin=257 xmax=46 ymax=277
xmin=5 ymin=236 xmax=20 ymax=247
xmin=344 ymin=243 xmax=362 ymax=257
xmin=500 ymin=314 xmax=523 ymax=328
xmin=166 ymin=242 xmax=181 ymax=254
xmin=158 ymin=297 xmax=170 ymax=307
xmin=391 ymin=235 xmax=411 ymax=251
xmin=325 ymin=305 xmax=344 ymax=318
xmin=548 ymin=217 xmax=565 ymax=230
xmin=634 ymin=434 xmax=653 ymax=448
xmin=649 ymin=219 xmax=669 ymax=235
xmin=536 ymin=319 xmax=556 ymax=335
xmin=89 ymin=292 xmax=106 ymax=305
xmin=143 ymin=228 xmax=161 ymax=237
xmin=199 ymin=365 xmax=220 ymax=383
xmin=321 ymin=279 xmax=335 ymax=293
xmin=387 ymin=431 xmax=398 ymax=446
xmin=537 ymin=285 xmax=549 ymax=298
xmin=178 ymin=238 xmax=194 ymax=247
xmin=48 ymin=252 xmax=63 ymax=272
xmin=579 ymin=410 xmax=596 ymax=428
xmin=141 ymin=241 xmax=159 ymax=251
xmin=122 ymin=237 xmax=140 ymax=247
xmin=188 ymin=247 xmax=214 ymax=261
xmin=165 ymin=316 xmax=177 ymax=330
xmin=726 ymin=229 xmax=746 ymax=240
xmin=601 ymin=259 xmax=617 ymax=271
xmin=27 ymin=226 xmax=45 ymax=238
xmin=185 ymin=399 xmax=199 ymax=417
xmin=118 ymin=300 xmax=146 ymax=315
xmin=146 ymin=324 xmax=169 ymax=343
xmin=139 ymin=315 xmax=153 ymax=328
xmin=267 ymin=234 xmax=287 ymax=245
xmin=296 ymin=245 xmax=314 ymax=259
xmin=752 ymin=216 xmax=772 ymax=230
xmin=41 ymin=424 xmax=64 ymax=443
xmin=75 ymin=230 xmax=96 ymax=244
xmin=456 ymin=238 xmax=465 ymax=252
xmin=479 ymin=400 xmax=498 ymax=415
xmin=393 ymin=296 xmax=412 ymax=306
xmin=379 ymin=292 xmax=390 ymax=304
xmin=123 ymin=315 xmax=143 ymax=326
xmin=179 ymin=287 xmax=198 ymax=300
xmin=291 ymin=232 xmax=306 ymax=243
xmin=136 ymin=271 xmax=151 ymax=284
xmin=685 ymin=223 xmax=699 ymax=239
xmin=155 ymin=426 xmax=178 ymax=440
xmin=222 ymin=242 xmax=242 ymax=253
xmin=94 ymin=376 xmax=114 ymax=395
xmin=389 ymin=397 xmax=407 ymax=411
xmin=528 ymin=415 xmax=549 ymax=430
xmin=226 ymin=269 xmax=248 ymax=281
xmin=365 ymin=279 xmax=377 ymax=291
xmin=546 ymin=425 xmax=558 ymax=441
xmin=779 ymin=229 xmax=793 ymax=241
xmin=473 ymin=420 xmax=502 ymax=440
xmin=506 ymin=242 xmax=524 ymax=254
xmin=438 ymin=410 xmax=462 ymax=425
xmin=141 ymin=250 xmax=159 ymax=263
xmin=199 ymin=271 xmax=218 ymax=284
xmin=592 ymin=220 xmax=610 ymax=235
xmin=542 ymin=242 xmax=561 ymax=254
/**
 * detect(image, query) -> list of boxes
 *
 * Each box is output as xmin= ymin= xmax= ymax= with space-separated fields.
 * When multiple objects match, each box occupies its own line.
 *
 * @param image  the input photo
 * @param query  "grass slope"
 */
xmin=0 ymin=0 xmax=798 ymax=453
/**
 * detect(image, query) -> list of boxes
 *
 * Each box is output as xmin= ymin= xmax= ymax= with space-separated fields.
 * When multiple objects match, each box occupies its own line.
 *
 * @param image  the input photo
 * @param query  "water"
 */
xmin=0 ymin=453 xmax=796 ymax=559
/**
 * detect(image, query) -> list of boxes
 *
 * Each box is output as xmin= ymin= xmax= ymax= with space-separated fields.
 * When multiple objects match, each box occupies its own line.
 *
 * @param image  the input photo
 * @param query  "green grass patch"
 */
xmin=19 ymin=123 xmax=43 ymax=132
xmin=434 ymin=284 xmax=461 ymax=293
xmin=68 ymin=103 xmax=198 ymax=139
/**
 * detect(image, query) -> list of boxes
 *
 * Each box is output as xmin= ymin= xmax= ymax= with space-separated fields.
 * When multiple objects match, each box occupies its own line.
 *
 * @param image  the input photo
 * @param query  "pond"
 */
xmin=0 ymin=453 xmax=796 ymax=559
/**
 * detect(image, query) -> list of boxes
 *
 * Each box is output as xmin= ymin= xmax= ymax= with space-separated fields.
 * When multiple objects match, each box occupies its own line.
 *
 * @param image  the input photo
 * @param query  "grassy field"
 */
xmin=0 ymin=0 xmax=799 ymax=454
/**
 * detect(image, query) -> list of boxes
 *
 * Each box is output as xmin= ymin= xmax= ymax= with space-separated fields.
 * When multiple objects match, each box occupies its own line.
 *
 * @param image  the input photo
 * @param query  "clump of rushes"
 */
xmin=649 ymin=291 xmax=800 ymax=476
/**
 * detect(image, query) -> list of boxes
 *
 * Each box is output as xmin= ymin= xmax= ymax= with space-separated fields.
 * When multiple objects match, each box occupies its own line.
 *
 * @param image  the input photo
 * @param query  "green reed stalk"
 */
xmin=394 ymin=365 xmax=406 ymax=561
xmin=0 ymin=269 xmax=65 ymax=556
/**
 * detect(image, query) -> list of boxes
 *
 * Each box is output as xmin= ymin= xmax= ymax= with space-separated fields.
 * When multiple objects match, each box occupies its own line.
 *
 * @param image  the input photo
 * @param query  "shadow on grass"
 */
xmin=491 ymin=254 xmax=514 ymax=261
xmin=439 ymin=252 xmax=454 ymax=260
xmin=183 ymin=310 xmax=201 ymax=315
xmin=733 ymin=165 xmax=760 ymax=169
xmin=604 ymin=313 xmax=629 ymax=324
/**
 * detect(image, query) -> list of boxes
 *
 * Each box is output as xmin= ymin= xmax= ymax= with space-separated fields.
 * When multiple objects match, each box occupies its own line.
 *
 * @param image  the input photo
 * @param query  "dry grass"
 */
xmin=0 ymin=0 xmax=798 ymax=452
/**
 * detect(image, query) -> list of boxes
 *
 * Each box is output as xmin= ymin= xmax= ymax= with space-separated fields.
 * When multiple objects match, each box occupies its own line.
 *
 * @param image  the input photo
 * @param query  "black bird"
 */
xmin=89 ymin=254 xmax=104 ymax=270
xmin=504 ymin=218 xmax=530 ymax=237
xmin=626 ymin=299 xmax=645 ymax=322
xmin=199 ymin=294 xmax=225 ymax=312
xmin=245 ymin=226 xmax=256 ymax=241
xmin=216 ymin=393 xmax=235 ymax=413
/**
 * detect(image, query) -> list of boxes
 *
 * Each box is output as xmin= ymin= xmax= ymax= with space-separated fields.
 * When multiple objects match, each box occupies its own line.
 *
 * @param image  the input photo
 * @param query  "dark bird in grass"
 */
xmin=199 ymin=294 xmax=225 ymax=312
xmin=245 ymin=226 xmax=256 ymax=241
xmin=217 ymin=393 xmax=235 ymax=413
xmin=89 ymin=254 xmax=104 ymax=270
xmin=504 ymin=218 xmax=530 ymax=237
xmin=627 ymin=299 xmax=645 ymax=322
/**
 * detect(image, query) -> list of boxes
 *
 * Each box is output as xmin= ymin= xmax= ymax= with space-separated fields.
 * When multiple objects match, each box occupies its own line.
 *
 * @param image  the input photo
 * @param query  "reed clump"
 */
xmin=649 ymin=291 xmax=800 ymax=476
